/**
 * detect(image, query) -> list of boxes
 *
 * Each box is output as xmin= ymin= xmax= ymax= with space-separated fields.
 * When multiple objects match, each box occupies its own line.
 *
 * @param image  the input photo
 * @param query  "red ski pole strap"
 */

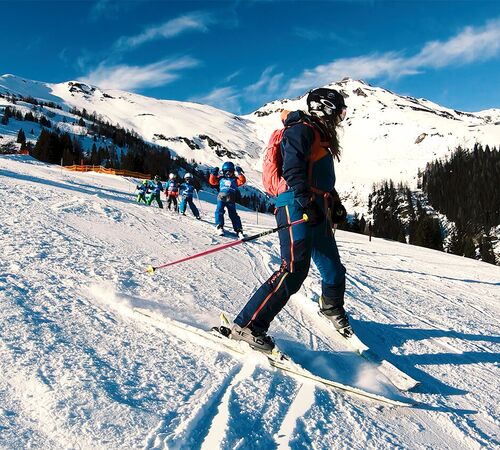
xmin=146 ymin=215 xmax=308 ymax=273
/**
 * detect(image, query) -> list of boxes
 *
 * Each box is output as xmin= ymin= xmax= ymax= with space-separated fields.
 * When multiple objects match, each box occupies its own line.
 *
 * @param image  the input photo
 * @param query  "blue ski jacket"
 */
xmin=209 ymin=172 xmax=246 ymax=203
xmin=180 ymin=182 xmax=196 ymax=198
xmin=280 ymin=110 xmax=336 ymax=208
xmin=151 ymin=181 xmax=163 ymax=195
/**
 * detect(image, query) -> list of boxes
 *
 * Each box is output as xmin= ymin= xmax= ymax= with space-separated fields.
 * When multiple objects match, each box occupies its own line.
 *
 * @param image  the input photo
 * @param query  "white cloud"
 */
xmin=294 ymin=27 xmax=352 ymax=46
xmin=286 ymin=18 xmax=500 ymax=96
xmin=192 ymin=67 xmax=285 ymax=112
xmin=89 ymin=0 xmax=135 ymax=22
xmin=287 ymin=53 xmax=416 ymax=95
xmin=245 ymin=66 xmax=284 ymax=98
xmin=190 ymin=86 xmax=241 ymax=113
xmin=409 ymin=18 xmax=500 ymax=68
xmin=224 ymin=70 xmax=242 ymax=83
xmin=81 ymin=57 xmax=199 ymax=91
xmin=114 ymin=11 xmax=214 ymax=51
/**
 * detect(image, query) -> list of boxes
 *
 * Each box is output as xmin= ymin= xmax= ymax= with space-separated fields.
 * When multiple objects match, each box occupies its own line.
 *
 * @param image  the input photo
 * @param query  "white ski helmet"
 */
xmin=169 ymin=173 xmax=175 ymax=180
xmin=184 ymin=172 xmax=193 ymax=180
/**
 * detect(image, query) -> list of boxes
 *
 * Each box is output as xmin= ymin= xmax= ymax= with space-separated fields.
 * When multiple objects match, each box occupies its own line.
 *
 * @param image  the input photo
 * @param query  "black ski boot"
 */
xmin=216 ymin=224 xmax=225 ymax=236
xmin=229 ymin=323 xmax=275 ymax=352
xmin=319 ymin=296 xmax=353 ymax=338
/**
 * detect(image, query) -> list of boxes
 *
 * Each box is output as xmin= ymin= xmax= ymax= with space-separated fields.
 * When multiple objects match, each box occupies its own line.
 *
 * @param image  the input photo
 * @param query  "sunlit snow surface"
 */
xmin=1 ymin=155 xmax=499 ymax=449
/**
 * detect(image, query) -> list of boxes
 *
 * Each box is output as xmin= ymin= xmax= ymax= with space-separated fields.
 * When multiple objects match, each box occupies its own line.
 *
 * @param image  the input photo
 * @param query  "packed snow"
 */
xmin=1 ymin=155 xmax=499 ymax=449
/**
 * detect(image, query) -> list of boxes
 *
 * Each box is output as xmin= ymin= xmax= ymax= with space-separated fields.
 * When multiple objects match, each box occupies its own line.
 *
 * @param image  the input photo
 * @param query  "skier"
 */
xmin=136 ymin=179 xmax=149 ymax=204
xmin=179 ymin=173 xmax=200 ymax=219
xmin=230 ymin=88 xmax=349 ymax=351
xmin=147 ymin=175 xmax=164 ymax=208
xmin=209 ymin=161 xmax=246 ymax=237
xmin=165 ymin=173 xmax=179 ymax=211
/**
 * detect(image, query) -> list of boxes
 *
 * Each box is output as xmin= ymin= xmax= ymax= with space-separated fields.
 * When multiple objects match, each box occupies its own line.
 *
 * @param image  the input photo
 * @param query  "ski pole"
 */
xmin=194 ymin=189 xmax=204 ymax=215
xmin=146 ymin=214 xmax=308 ymax=274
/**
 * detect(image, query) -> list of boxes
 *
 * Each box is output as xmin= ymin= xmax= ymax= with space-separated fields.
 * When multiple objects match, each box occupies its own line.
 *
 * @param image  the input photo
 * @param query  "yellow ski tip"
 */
xmin=220 ymin=312 xmax=230 ymax=326
xmin=146 ymin=265 xmax=156 ymax=274
xmin=302 ymin=213 xmax=309 ymax=222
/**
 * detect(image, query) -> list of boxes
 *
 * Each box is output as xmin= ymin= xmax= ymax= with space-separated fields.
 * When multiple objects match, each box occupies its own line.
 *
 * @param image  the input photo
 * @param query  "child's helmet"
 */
xmin=184 ymin=173 xmax=193 ymax=180
xmin=169 ymin=173 xmax=175 ymax=180
xmin=222 ymin=161 xmax=235 ymax=176
xmin=142 ymin=179 xmax=148 ymax=185
xmin=154 ymin=175 xmax=160 ymax=181
xmin=307 ymin=88 xmax=346 ymax=122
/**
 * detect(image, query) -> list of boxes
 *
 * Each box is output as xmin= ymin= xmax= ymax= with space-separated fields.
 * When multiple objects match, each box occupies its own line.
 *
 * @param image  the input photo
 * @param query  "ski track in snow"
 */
xmin=1 ymin=155 xmax=499 ymax=449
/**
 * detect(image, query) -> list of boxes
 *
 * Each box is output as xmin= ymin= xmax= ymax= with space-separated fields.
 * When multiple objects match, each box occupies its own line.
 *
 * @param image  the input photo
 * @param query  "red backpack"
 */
xmin=262 ymin=113 xmax=317 ymax=197
xmin=262 ymin=128 xmax=288 ymax=197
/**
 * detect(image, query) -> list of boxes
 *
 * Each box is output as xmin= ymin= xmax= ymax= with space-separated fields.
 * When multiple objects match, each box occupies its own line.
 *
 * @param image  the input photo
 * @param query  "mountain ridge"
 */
xmin=1 ymin=73 xmax=499 ymax=203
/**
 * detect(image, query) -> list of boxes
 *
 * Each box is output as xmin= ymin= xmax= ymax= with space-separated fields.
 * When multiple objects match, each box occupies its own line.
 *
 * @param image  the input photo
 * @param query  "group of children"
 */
xmin=135 ymin=161 xmax=246 ymax=237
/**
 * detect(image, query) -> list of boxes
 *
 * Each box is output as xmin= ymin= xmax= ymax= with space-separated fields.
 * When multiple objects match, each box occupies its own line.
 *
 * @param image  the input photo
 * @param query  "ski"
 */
xmin=318 ymin=312 xmax=420 ymax=392
xmin=133 ymin=308 xmax=414 ymax=407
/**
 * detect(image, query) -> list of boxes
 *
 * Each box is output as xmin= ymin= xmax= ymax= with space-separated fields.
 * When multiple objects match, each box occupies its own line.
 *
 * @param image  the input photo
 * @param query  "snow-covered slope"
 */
xmin=1 ymin=74 xmax=499 ymax=205
xmin=1 ymin=154 xmax=499 ymax=449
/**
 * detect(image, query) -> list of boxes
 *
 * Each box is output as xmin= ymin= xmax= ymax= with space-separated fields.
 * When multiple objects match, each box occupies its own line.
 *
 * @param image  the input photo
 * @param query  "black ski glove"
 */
xmin=330 ymin=200 xmax=347 ymax=223
xmin=304 ymin=201 xmax=324 ymax=227
xmin=211 ymin=167 xmax=219 ymax=176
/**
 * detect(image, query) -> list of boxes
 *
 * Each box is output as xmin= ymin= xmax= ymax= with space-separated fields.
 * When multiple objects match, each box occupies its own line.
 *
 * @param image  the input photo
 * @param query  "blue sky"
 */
xmin=2 ymin=0 xmax=500 ymax=114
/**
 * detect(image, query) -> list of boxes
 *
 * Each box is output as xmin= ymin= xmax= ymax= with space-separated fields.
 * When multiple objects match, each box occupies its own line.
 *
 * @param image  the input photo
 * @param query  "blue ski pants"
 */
xmin=235 ymin=193 xmax=346 ymax=334
xmin=180 ymin=196 xmax=199 ymax=217
xmin=215 ymin=200 xmax=242 ymax=231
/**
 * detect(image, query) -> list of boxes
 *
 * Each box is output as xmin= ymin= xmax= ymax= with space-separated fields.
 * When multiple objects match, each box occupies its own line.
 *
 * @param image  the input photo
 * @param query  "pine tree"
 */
xmin=463 ymin=237 xmax=476 ymax=259
xmin=17 ymin=129 xmax=26 ymax=145
xmin=448 ymin=226 xmax=465 ymax=256
xmin=90 ymin=143 xmax=99 ymax=165
xmin=479 ymin=233 xmax=497 ymax=265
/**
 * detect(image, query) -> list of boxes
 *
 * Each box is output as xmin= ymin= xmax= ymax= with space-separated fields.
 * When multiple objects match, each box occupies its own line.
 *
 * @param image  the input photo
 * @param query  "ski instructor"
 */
xmin=230 ymin=88 xmax=349 ymax=351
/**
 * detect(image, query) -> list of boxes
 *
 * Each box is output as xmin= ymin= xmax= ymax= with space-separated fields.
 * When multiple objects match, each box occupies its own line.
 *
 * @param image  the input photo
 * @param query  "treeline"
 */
xmin=0 ymin=91 xmax=62 ymax=110
xmin=1 ymin=105 xmax=52 ymax=127
xmin=28 ymin=127 xmax=205 ymax=183
xmin=367 ymin=144 xmax=499 ymax=265
xmin=0 ymin=100 xmax=206 ymax=183
xmin=422 ymin=144 xmax=499 ymax=229
xmin=369 ymin=180 xmax=443 ymax=250
xmin=422 ymin=144 xmax=499 ymax=264
xmin=337 ymin=212 xmax=369 ymax=234
xmin=238 ymin=192 xmax=274 ymax=213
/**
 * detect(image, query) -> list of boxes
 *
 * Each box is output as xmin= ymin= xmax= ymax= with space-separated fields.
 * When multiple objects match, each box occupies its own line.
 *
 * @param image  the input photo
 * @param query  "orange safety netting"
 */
xmin=63 ymin=165 xmax=150 ymax=179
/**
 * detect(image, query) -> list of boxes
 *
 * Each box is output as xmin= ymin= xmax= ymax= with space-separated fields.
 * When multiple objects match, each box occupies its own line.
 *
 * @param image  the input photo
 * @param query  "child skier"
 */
xmin=209 ymin=161 xmax=246 ymax=237
xmin=164 ymin=173 xmax=179 ymax=211
xmin=136 ymin=179 xmax=149 ymax=204
xmin=147 ymin=175 xmax=164 ymax=208
xmin=179 ymin=173 xmax=200 ymax=219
